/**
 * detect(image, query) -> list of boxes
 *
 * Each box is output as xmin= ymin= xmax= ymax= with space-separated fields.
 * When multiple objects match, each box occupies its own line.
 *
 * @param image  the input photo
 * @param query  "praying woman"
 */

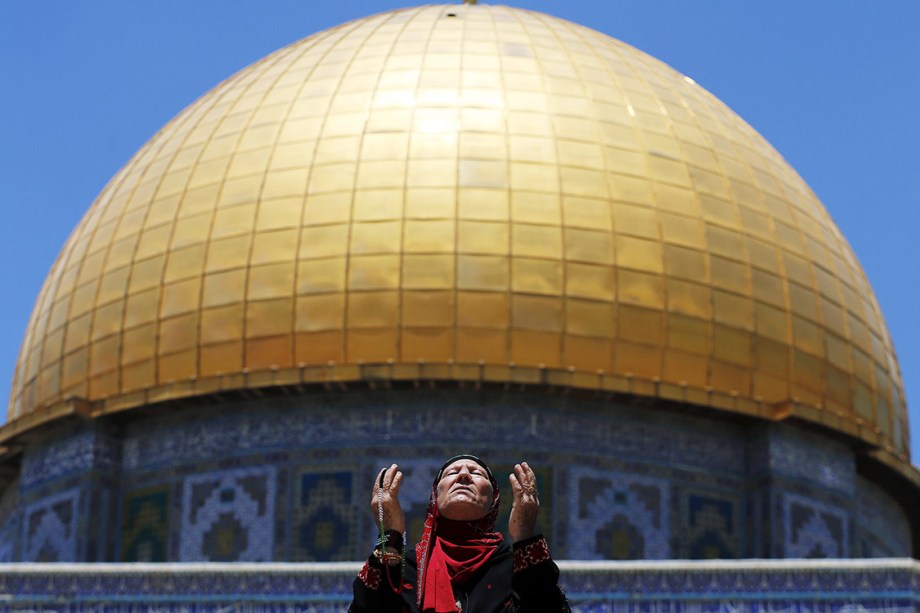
xmin=349 ymin=454 xmax=570 ymax=613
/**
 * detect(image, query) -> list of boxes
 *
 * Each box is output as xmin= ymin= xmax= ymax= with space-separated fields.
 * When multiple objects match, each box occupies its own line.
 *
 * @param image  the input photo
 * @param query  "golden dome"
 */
xmin=4 ymin=4 xmax=909 ymax=462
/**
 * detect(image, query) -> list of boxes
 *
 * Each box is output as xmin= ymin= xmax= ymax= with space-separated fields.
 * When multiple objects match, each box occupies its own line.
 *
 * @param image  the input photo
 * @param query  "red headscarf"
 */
xmin=416 ymin=455 xmax=503 ymax=612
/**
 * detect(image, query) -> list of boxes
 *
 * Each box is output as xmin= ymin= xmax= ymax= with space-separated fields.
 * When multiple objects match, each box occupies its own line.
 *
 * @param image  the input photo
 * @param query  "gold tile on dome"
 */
xmin=347 ymin=328 xmax=398 ymax=363
xmin=171 ymin=213 xmax=210 ymax=248
xmin=121 ymin=359 xmax=155 ymax=392
xmin=512 ymin=295 xmax=562 ymax=333
xmin=123 ymin=289 xmax=159 ymax=328
xmin=663 ymin=350 xmax=708 ymax=388
xmin=200 ymin=305 xmax=244 ymax=345
xmin=89 ymin=336 xmax=119 ymax=377
xmin=563 ymin=335 xmax=613 ymax=371
xmin=121 ymin=325 xmax=156 ymax=366
xmin=712 ymin=290 xmax=752 ymax=329
xmin=619 ymin=305 xmax=663 ymax=346
xmin=248 ymin=262 xmax=296 ymax=300
xmin=405 ymin=188 xmax=456 ymax=219
xmin=402 ymin=291 xmax=452 ymax=327
xmin=710 ymin=360 xmax=751 ymax=395
xmin=403 ymin=254 xmax=454 ymax=290
xmin=510 ymin=330 xmax=561 ymax=368
xmin=296 ymin=258 xmax=346 ymax=295
xmin=618 ymin=269 xmax=664 ymax=309
xmin=202 ymin=269 xmax=247 ymax=308
xmin=205 ymin=235 xmax=251 ymax=272
xmin=348 ymin=255 xmax=401 ymax=290
xmin=667 ymin=313 xmax=710 ymax=355
xmin=63 ymin=315 xmax=91 ymax=354
xmin=159 ymin=313 xmax=199 ymax=355
xmin=458 ymin=188 xmax=509 ymax=221
xmin=347 ymin=291 xmax=398 ymax=328
xmin=712 ymin=325 xmax=753 ymax=367
xmin=299 ymin=224 xmax=349 ymax=260
xmin=510 ymin=162 xmax=559 ymax=194
xmin=212 ymin=204 xmax=256 ymax=239
xmin=296 ymin=294 xmax=345 ymax=332
xmin=255 ymin=197 xmax=304 ymax=230
xmin=754 ymin=302 xmax=788 ymax=342
xmin=91 ymin=301 xmax=124 ymax=341
xmin=350 ymin=221 xmax=401 ymax=255
xmin=160 ymin=278 xmax=202 ymax=318
xmin=402 ymin=328 xmax=453 ymax=362
xmin=511 ymin=258 xmax=562 ymax=296
xmin=565 ymin=263 xmax=614 ymax=301
xmin=246 ymin=335 xmax=293 ymax=369
xmin=455 ymin=327 xmax=508 ymax=363
xmin=157 ymin=350 xmax=197 ymax=384
xmin=458 ymin=221 xmax=508 ymax=255
xmin=164 ymin=245 xmax=206 ymax=283
xmin=614 ymin=341 xmax=660 ymax=380
xmin=251 ymin=229 xmax=298 ymax=265
xmin=513 ymin=224 xmax=562 ymax=259
xmin=247 ymin=299 xmax=294 ymax=337
xmin=403 ymin=220 xmax=455 ymax=253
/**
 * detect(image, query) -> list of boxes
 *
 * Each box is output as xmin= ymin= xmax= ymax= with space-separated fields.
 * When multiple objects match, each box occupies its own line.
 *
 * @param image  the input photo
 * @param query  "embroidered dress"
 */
xmin=350 ymin=534 xmax=567 ymax=613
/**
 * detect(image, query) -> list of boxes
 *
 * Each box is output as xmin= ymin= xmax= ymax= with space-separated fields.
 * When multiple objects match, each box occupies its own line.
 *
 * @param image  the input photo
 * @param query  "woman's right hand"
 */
xmin=371 ymin=463 xmax=405 ymax=534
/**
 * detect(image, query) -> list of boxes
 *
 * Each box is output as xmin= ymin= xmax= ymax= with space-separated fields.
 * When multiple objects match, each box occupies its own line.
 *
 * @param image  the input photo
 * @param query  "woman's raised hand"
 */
xmin=508 ymin=461 xmax=539 ymax=542
xmin=371 ymin=463 xmax=405 ymax=534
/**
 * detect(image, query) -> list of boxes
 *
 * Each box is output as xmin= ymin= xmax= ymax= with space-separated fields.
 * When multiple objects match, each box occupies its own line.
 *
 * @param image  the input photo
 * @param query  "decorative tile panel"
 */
xmin=568 ymin=467 xmax=669 ymax=560
xmin=180 ymin=467 xmax=275 ymax=562
xmin=121 ymin=486 xmax=170 ymax=561
xmin=0 ymin=560 xmax=917 ymax=611
xmin=292 ymin=468 xmax=357 ymax=561
xmin=682 ymin=491 xmax=740 ymax=559
xmin=762 ymin=425 xmax=855 ymax=494
xmin=21 ymin=487 xmax=79 ymax=562
xmin=783 ymin=492 xmax=849 ymax=558
xmin=855 ymin=476 xmax=911 ymax=557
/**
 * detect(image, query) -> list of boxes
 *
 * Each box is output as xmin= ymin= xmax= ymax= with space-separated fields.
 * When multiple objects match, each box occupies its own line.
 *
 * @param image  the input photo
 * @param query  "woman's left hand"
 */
xmin=508 ymin=461 xmax=539 ymax=542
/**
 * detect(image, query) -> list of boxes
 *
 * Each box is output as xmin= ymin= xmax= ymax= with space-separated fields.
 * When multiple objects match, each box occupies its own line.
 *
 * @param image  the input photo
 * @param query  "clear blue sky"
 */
xmin=2 ymin=1 xmax=918 ymax=462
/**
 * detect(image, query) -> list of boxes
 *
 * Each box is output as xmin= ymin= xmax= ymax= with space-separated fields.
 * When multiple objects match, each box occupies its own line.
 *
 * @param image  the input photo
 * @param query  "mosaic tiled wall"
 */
xmin=0 ymin=475 xmax=19 ymax=562
xmin=0 ymin=389 xmax=913 ymax=561
xmin=1 ymin=560 xmax=917 ymax=611
xmin=856 ymin=476 xmax=912 ymax=557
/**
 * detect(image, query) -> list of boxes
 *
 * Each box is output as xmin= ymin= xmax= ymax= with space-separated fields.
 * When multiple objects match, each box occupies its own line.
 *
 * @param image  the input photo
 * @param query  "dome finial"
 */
xmin=464 ymin=0 xmax=478 ymax=4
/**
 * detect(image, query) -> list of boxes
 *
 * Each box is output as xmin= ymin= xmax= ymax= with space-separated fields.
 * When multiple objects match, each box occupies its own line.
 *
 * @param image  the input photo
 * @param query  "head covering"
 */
xmin=416 ymin=454 xmax=503 ymax=612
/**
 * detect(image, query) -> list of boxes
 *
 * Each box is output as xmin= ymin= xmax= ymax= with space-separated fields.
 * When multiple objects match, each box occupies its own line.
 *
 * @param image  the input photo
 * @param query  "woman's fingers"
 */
xmin=389 ymin=467 xmax=403 ymax=494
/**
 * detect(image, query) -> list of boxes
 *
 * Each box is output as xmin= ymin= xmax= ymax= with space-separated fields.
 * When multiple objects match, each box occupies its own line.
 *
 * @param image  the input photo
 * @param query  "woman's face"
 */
xmin=436 ymin=459 xmax=494 ymax=521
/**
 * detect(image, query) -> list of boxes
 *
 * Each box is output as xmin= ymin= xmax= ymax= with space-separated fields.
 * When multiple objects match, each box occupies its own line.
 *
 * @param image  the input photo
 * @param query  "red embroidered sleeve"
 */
xmin=358 ymin=560 xmax=381 ymax=590
xmin=513 ymin=536 xmax=552 ymax=572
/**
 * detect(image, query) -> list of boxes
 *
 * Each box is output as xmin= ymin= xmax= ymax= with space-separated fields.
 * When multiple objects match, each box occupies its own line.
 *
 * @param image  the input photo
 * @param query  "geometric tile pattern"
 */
xmin=121 ymin=486 xmax=170 ymax=562
xmin=180 ymin=467 xmax=275 ymax=562
xmin=1 ymin=560 xmax=917 ymax=611
xmin=1 ymin=394 xmax=911 ymax=562
xmin=0 ymin=523 xmax=14 ymax=562
xmin=683 ymin=492 xmax=739 ymax=559
xmin=22 ymin=488 xmax=79 ymax=562
xmin=765 ymin=426 xmax=855 ymax=494
xmin=19 ymin=431 xmax=96 ymax=491
xmin=783 ymin=492 xmax=849 ymax=558
xmin=292 ymin=469 xmax=356 ymax=561
xmin=567 ymin=467 xmax=670 ymax=560
xmin=855 ymin=476 xmax=911 ymax=558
